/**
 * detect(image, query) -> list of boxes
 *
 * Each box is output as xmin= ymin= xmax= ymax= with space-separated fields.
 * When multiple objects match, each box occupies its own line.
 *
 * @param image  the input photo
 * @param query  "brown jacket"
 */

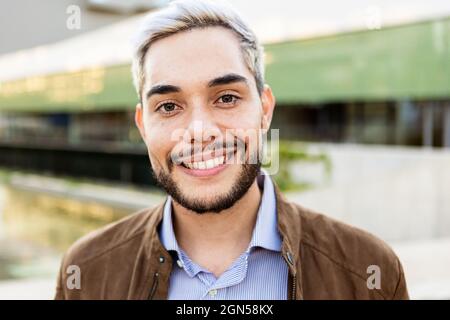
xmin=54 ymin=183 xmax=409 ymax=300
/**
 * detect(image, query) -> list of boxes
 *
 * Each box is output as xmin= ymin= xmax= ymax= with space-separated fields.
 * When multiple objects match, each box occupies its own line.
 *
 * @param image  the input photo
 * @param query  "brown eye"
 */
xmin=161 ymin=103 xmax=176 ymax=112
xmin=156 ymin=102 xmax=180 ymax=115
xmin=221 ymin=95 xmax=234 ymax=103
xmin=217 ymin=94 xmax=239 ymax=105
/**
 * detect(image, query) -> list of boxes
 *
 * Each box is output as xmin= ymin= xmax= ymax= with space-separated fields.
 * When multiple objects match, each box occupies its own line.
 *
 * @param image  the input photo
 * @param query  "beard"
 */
xmin=153 ymin=162 xmax=261 ymax=214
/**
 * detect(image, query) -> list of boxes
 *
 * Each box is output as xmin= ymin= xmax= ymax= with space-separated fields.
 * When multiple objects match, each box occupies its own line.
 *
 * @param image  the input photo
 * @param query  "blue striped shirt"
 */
xmin=159 ymin=170 xmax=288 ymax=300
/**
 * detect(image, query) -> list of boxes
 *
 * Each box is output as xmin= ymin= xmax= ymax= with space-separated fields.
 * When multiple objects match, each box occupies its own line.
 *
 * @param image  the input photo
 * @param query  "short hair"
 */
xmin=131 ymin=0 xmax=265 ymax=102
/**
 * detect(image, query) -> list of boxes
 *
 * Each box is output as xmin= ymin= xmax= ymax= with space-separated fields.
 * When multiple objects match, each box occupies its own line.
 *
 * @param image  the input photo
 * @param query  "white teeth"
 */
xmin=205 ymin=159 xmax=214 ymax=169
xmin=183 ymin=156 xmax=226 ymax=170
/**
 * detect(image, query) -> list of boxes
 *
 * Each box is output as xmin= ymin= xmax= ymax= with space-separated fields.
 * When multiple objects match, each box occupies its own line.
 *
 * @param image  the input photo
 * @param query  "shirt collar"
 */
xmin=159 ymin=169 xmax=282 ymax=260
xmin=248 ymin=169 xmax=282 ymax=252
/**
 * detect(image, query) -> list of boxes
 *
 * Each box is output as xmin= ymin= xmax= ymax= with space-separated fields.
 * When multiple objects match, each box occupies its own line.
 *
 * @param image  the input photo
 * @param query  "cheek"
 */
xmin=226 ymin=104 xmax=263 ymax=130
xmin=144 ymin=124 xmax=175 ymax=168
xmin=232 ymin=105 xmax=264 ymax=148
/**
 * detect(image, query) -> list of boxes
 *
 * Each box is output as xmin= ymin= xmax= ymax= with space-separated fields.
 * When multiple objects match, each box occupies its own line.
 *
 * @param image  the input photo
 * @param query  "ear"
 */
xmin=134 ymin=102 xmax=146 ymax=140
xmin=260 ymin=84 xmax=276 ymax=131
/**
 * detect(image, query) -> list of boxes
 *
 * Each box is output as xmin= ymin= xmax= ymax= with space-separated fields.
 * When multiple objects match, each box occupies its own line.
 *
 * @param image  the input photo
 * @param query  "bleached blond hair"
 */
xmin=131 ymin=0 xmax=265 ymax=101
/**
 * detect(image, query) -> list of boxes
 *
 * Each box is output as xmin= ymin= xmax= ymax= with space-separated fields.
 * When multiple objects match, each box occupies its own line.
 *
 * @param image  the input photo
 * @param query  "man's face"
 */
xmin=135 ymin=26 xmax=275 ymax=213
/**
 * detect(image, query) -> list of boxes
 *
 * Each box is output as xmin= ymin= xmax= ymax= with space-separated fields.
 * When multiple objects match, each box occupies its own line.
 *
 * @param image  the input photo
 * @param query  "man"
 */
xmin=55 ymin=0 xmax=408 ymax=300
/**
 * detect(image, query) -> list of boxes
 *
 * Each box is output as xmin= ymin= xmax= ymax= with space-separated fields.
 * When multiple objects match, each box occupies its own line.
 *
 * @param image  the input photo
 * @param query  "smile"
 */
xmin=177 ymin=148 xmax=237 ymax=168
xmin=176 ymin=148 xmax=237 ymax=177
xmin=182 ymin=156 xmax=225 ymax=170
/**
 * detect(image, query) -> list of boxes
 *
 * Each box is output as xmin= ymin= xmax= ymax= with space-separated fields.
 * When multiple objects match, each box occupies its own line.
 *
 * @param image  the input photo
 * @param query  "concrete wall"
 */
xmin=287 ymin=143 xmax=450 ymax=242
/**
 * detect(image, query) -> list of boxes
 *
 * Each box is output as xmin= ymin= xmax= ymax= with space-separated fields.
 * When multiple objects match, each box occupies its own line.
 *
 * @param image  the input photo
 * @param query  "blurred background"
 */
xmin=0 ymin=0 xmax=449 ymax=299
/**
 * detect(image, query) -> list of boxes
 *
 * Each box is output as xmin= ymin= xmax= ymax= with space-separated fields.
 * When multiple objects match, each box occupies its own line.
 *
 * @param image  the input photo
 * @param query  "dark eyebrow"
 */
xmin=146 ymin=84 xmax=181 ymax=100
xmin=207 ymin=73 xmax=248 ymax=88
xmin=145 ymin=73 xmax=247 ymax=101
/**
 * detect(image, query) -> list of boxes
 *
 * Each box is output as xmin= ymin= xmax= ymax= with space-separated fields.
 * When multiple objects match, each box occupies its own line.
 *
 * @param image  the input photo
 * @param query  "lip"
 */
xmin=176 ymin=149 xmax=238 ymax=178
xmin=177 ymin=162 xmax=229 ymax=178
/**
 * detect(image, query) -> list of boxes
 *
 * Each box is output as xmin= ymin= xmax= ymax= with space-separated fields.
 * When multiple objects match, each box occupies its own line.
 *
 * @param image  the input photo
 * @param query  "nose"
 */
xmin=183 ymin=107 xmax=222 ymax=150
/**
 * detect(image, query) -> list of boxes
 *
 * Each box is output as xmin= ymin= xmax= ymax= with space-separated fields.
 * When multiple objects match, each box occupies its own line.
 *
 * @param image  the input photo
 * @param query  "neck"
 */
xmin=171 ymin=179 xmax=262 ymax=276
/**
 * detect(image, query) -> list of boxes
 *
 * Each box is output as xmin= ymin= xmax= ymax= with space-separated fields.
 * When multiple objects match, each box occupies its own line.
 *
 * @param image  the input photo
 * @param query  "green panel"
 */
xmin=265 ymin=17 xmax=450 ymax=103
xmin=0 ymin=17 xmax=449 ymax=112
xmin=0 ymin=64 xmax=137 ymax=113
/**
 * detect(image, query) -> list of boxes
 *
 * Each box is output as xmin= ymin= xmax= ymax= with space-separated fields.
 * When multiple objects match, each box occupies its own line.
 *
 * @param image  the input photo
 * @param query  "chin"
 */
xmin=179 ymin=181 xmax=232 ymax=200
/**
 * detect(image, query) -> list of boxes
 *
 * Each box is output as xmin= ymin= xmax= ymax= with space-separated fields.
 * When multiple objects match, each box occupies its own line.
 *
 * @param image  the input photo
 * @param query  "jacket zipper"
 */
xmin=291 ymin=274 xmax=296 ymax=300
xmin=283 ymin=252 xmax=296 ymax=300
xmin=148 ymin=272 xmax=159 ymax=300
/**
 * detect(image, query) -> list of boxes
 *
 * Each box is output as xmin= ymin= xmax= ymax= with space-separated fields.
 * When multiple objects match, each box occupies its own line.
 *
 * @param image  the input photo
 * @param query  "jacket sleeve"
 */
xmin=392 ymin=258 xmax=409 ymax=300
xmin=54 ymin=254 xmax=66 ymax=300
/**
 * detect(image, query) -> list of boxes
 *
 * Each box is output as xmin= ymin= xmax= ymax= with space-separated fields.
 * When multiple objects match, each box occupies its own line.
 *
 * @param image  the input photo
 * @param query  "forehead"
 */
xmin=143 ymin=26 xmax=253 ymax=88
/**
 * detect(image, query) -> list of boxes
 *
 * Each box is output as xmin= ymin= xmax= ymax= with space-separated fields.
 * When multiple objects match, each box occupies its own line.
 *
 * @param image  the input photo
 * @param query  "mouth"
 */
xmin=182 ymin=155 xmax=225 ymax=170
xmin=176 ymin=149 xmax=237 ymax=177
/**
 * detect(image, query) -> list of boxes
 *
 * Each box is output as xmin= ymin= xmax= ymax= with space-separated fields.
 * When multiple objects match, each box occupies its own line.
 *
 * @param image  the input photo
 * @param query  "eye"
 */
xmin=156 ymin=102 xmax=181 ymax=116
xmin=216 ymin=94 xmax=240 ymax=106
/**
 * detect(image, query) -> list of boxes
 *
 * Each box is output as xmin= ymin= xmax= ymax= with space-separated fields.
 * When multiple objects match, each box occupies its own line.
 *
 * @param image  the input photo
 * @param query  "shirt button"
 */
xmin=208 ymin=289 xmax=218 ymax=297
xmin=176 ymin=260 xmax=184 ymax=268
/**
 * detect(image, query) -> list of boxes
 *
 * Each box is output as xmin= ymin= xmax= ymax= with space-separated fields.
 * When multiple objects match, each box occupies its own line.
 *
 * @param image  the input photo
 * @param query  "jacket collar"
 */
xmin=273 ymin=181 xmax=304 ymax=299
